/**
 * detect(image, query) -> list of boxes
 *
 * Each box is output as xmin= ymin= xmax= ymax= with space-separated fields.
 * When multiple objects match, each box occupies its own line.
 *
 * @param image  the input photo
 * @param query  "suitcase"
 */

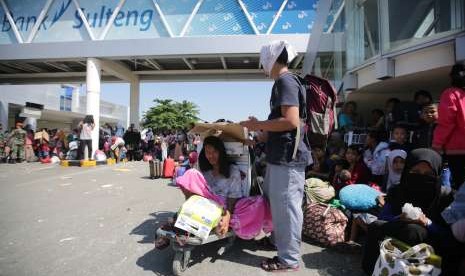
xmin=163 ymin=158 xmax=175 ymax=178
xmin=149 ymin=160 xmax=163 ymax=179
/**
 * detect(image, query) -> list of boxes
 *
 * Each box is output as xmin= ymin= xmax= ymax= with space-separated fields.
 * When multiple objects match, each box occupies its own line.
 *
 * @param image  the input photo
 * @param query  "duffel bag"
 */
xmin=302 ymin=203 xmax=347 ymax=246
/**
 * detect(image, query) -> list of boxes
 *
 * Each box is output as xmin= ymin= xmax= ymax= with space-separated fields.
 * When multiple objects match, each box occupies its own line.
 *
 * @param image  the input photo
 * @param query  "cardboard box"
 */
xmin=174 ymin=195 xmax=223 ymax=240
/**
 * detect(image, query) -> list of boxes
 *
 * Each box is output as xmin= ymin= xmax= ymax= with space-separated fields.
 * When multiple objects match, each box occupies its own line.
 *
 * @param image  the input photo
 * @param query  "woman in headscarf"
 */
xmin=362 ymin=148 xmax=452 ymax=274
xmin=385 ymin=149 xmax=407 ymax=192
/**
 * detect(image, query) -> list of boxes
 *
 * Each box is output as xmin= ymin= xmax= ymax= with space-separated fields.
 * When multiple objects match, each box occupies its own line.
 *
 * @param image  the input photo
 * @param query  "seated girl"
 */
xmin=155 ymin=136 xmax=272 ymax=249
xmin=345 ymin=145 xmax=371 ymax=185
xmin=307 ymin=146 xmax=330 ymax=180
xmin=386 ymin=149 xmax=407 ymax=192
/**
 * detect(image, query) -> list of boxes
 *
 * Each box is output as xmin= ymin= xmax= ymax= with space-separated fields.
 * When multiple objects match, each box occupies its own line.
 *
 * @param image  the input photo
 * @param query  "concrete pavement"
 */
xmin=0 ymin=161 xmax=364 ymax=276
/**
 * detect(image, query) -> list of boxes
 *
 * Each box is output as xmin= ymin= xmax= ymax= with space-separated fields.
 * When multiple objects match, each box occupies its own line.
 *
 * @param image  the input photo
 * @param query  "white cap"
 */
xmin=259 ymin=40 xmax=297 ymax=76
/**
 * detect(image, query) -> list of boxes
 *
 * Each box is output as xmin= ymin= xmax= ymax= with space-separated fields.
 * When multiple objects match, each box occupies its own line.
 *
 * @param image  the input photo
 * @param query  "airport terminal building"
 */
xmin=0 ymin=84 xmax=128 ymax=131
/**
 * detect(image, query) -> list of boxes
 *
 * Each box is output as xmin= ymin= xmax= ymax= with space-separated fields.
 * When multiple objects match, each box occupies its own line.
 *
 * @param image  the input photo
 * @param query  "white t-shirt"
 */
xmin=80 ymin=123 xmax=93 ymax=140
xmin=203 ymin=165 xmax=244 ymax=199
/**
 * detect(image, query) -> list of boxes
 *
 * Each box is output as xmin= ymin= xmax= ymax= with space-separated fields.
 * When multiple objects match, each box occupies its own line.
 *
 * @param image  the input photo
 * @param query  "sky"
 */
xmin=100 ymin=81 xmax=274 ymax=123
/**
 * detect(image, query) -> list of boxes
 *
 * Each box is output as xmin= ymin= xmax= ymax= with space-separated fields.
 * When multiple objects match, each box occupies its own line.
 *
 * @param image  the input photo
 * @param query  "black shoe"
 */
xmin=8 ymin=159 xmax=16 ymax=164
xmin=255 ymin=236 xmax=277 ymax=251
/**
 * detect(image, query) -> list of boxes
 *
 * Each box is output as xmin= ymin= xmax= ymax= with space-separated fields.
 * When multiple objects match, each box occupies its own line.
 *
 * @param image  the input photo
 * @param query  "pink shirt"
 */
xmin=433 ymin=87 xmax=465 ymax=154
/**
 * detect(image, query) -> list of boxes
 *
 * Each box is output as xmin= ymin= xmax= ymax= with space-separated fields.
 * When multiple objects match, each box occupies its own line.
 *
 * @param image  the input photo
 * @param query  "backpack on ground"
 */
xmin=298 ymin=74 xmax=337 ymax=149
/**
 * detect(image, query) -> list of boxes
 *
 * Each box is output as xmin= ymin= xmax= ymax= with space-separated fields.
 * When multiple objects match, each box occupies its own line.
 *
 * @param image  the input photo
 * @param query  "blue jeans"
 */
xmin=263 ymin=163 xmax=305 ymax=267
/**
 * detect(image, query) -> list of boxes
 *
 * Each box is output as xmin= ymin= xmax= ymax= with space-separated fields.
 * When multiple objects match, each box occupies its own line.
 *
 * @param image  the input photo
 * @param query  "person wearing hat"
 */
xmin=7 ymin=122 xmax=27 ymax=163
xmin=240 ymin=41 xmax=312 ymax=272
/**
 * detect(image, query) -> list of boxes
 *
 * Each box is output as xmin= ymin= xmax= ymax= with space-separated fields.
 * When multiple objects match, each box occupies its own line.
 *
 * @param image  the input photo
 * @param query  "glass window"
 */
xmin=60 ymin=87 xmax=72 ymax=111
xmin=0 ymin=6 xmax=17 ymax=44
xmin=345 ymin=0 xmax=380 ymax=68
xmin=382 ymin=0 xmax=465 ymax=52
xmin=324 ymin=0 xmax=345 ymax=33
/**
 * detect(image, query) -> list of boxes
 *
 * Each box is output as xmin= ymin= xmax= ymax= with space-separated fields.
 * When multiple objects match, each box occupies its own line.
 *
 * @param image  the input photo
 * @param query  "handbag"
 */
xmin=302 ymin=202 xmax=347 ymax=246
xmin=372 ymin=238 xmax=441 ymax=276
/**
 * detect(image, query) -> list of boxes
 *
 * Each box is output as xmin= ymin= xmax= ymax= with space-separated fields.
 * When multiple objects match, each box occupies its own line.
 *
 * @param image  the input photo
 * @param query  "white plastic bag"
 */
xmin=402 ymin=203 xmax=423 ymax=220
xmin=372 ymin=238 xmax=441 ymax=276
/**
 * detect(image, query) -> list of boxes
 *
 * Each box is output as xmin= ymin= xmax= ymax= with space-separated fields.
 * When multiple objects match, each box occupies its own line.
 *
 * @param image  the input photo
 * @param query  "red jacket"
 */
xmin=348 ymin=161 xmax=371 ymax=185
xmin=433 ymin=87 xmax=465 ymax=154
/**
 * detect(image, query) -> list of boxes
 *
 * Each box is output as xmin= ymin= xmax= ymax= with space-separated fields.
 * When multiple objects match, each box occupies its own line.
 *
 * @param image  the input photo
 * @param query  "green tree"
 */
xmin=142 ymin=99 xmax=199 ymax=132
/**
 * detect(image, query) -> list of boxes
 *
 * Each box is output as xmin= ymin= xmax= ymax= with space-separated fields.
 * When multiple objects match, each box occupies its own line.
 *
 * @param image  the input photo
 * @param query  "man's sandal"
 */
xmin=261 ymin=256 xmax=299 ymax=272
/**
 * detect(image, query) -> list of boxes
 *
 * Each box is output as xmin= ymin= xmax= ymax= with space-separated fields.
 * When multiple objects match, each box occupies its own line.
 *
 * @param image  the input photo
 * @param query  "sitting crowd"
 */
xmin=0 ymin=116 xmax=201 ymax=165
xmin=156 ymin=64 xmax=465 ymax=275
xmin=294 ymin=65 xmax=465 ymax=275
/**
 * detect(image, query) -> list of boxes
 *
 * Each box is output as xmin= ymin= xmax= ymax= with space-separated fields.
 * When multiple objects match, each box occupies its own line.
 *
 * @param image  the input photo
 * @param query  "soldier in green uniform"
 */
xmin=8 ymin=122 xmax=27 ymax=163
xmin=0 ymin=123 xmax=6 ymax=163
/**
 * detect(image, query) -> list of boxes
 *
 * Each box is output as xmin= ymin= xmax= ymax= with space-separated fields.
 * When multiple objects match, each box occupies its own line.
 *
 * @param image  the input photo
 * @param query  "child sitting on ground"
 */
xmin=386 ymin=149 xmax=407 ymax=192
xmin=337 ymin=194 xmax=386 ymax=253
xmin=38 ymin=141 xmax=51 ymax=163
xmin=345 ymin=145 xmax=371 ymax=185
xmin=413 ymin=103 xmax=438 ymax=149
xmin=330 ymin=159 xmax=351 ymax=196
xmin=389 ymin=124 xmax=412 ymax=153
xmin=307 ymin=146 xmax=330 ymax=180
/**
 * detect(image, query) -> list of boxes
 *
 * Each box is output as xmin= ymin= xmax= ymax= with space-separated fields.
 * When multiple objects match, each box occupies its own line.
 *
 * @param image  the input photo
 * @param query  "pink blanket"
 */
xmin=176 ymin=169 xmax=273 ymax=239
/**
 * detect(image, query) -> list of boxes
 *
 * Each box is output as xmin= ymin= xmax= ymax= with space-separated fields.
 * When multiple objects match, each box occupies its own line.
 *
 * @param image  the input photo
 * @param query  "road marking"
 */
xmin=113 ymin=168 xmax=131 ymax=172
xmin=15 ymin=166 xmax=109 ymax=187
xmin=59 ymin=237 xmax=77 ymax=242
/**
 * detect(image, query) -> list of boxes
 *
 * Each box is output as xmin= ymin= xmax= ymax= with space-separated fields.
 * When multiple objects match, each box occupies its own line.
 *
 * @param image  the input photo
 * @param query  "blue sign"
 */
xmin=0 ymin=0 xmax=317 ymax=44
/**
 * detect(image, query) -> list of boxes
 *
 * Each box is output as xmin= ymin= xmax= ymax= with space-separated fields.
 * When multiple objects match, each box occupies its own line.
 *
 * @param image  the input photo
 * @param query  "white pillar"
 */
xmin=71 ymin=86 xmax=80 ymax=113
xmin=0 ymin=100 xmax=8 ymax=132
xmin=130 ymin=78 xmax=140 ymax=130
xmin=86 ymin=58 xmax=101 ymax=159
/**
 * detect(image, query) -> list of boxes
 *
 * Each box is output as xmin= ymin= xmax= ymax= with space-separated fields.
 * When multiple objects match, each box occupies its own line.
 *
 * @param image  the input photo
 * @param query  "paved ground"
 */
xmin=0 ymin=161 xmax=364 ymax=276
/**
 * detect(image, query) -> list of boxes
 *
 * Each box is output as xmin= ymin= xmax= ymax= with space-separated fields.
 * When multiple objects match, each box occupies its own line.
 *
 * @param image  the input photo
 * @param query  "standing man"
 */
xmin=9 ymin=122 xmax=27 ymax=163
xmin=0 ymin=123 xmax=7 ymax=163
xmin=240 ymin=41 xmax=312 ymax=272
xmin=123 ymin=124 xmax=140 ymax=161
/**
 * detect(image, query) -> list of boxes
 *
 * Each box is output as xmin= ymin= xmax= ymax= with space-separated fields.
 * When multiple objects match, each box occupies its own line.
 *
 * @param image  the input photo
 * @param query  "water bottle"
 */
xmin=441 ymin=162 xmax=451 ymax=188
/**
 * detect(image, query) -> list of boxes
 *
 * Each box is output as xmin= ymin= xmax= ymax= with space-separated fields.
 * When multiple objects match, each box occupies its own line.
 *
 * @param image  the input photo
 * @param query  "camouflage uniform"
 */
xmin=9 ymin=127 xmax=26 ymax=161
xmin=0 ymin=132 xmax=6 ymax=159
